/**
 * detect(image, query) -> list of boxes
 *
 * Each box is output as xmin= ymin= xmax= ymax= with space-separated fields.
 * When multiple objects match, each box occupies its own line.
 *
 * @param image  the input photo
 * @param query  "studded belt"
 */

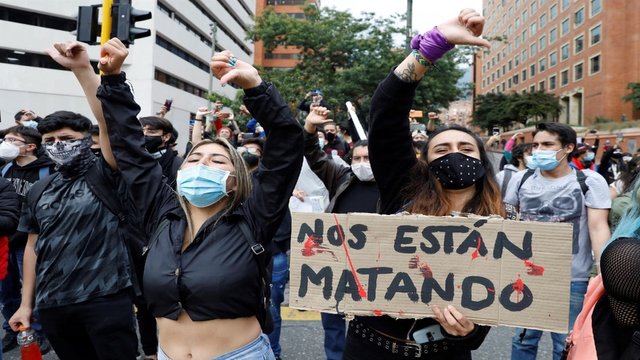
xmin=348 ymin=318 xmax=455 ymax=358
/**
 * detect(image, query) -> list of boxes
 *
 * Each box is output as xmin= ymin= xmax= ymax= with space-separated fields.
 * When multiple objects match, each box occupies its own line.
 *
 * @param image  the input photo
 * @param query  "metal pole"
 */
xmin=406 ymin=0 xmax=413 ymax=52
xmin=100 ymin=0 xmax=113 ymax=46
xmin=208 ymin=22 xmax=218 ymax=111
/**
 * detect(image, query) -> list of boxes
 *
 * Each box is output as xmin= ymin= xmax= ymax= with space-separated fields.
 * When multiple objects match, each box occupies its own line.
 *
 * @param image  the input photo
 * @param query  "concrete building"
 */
xmin=253 ymin=0 xmax=320 ymax=69
xmin=474 ymin=0 xmax=640 ymax=126
xmin=0 ymin=0 xmax=255 ymax=150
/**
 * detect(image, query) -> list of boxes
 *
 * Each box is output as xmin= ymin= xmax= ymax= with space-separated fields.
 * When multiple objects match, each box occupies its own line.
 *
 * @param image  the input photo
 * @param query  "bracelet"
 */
xmin=411 ymin=50 xmax=431 ymax=67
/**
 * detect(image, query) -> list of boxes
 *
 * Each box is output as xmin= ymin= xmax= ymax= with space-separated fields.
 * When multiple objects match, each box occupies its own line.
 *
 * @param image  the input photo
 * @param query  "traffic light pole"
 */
xmin=208 ymin=22 xmax=218 ymax=111
xmin=101 ymin=0 xmax=114 ymax=45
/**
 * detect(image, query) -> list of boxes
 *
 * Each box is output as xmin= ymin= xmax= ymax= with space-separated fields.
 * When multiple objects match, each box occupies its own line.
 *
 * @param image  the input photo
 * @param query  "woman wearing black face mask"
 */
xmin=347 ymin=9 xmax=505 ymax=360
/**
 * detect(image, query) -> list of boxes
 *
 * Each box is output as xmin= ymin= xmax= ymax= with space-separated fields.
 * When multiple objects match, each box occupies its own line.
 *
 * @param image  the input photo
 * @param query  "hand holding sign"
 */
xmin=431 ymin=304 xmax=475 ymax=336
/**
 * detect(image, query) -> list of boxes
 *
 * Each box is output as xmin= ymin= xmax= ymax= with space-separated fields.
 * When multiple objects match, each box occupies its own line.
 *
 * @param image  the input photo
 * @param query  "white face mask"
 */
xmin=21 ymin=120 xmax=38 ymax=129
xmin=351 ymin=162 xmax=374 ymax=182
xmin=0 ymin=141 xmax=20 ymax=161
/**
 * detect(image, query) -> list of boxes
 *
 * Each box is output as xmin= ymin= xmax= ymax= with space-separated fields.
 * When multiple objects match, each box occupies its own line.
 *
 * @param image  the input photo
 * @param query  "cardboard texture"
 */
xmin=290 ymin=212 xmax=574 ymax=333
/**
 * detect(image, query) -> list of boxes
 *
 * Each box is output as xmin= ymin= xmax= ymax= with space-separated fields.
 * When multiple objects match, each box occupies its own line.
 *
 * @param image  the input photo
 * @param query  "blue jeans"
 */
xmin=158 ymin=334 xmax=275 ymax=360
xmin=267 ymin=252 xmax=289 ymax=357
xmin=0 ymin=248 xmax=44 ymax=336
xmin=511 ymin=280 xmax=588 ymax=360
xmin=321 ymin=312 xmax=346 ymax=360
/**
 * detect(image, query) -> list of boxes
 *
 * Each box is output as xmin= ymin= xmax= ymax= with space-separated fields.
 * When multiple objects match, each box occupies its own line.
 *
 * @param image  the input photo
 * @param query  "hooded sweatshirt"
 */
xmin=2 ymin=156 xmax=56 ymax=248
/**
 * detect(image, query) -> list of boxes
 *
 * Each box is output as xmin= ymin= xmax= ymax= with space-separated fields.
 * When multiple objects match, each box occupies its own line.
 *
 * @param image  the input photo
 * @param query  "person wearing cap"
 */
xmin=570 ymin=143 xmax=597 ymax=170
xmin=298 ymin=89 xmax=331 ymax=113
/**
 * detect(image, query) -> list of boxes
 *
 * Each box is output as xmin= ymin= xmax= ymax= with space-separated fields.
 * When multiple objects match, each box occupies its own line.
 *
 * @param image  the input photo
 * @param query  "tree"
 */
xmin=248 ymin=5 xmax=464 ymax=124
xmin=623 ymin=82 xmax=640 ymax=110
xmin=473 ymin=91 xmax=561 ymax=131
xmin=472 ymin=92 xmax=511 ymax=130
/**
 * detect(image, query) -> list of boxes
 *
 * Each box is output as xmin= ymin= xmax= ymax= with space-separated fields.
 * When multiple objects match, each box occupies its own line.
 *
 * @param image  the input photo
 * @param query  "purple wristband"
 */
xmin=410 ymin=26 xmax=455 ymax=63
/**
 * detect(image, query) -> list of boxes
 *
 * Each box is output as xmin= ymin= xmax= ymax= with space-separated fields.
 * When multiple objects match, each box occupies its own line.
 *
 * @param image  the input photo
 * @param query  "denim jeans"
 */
xmin=0 ymin=248 xmax=44 ymax=336
xmin=158 ymin=334 xmax=275 ymax=360
xmin=267 ymin=252 xmax=289 ymax=357
xmin=321 ymin=312 xmax=346 ymax=360
xmin=511 ymin=280 xmax=588 ymax=360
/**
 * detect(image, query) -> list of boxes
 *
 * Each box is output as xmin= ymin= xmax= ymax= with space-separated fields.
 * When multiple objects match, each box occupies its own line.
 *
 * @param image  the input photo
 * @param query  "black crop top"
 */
xmin=97 ymin=75 xmax=303 ymax=321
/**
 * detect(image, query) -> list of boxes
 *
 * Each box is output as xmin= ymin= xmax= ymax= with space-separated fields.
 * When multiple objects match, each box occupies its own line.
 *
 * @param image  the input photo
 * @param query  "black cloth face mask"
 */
xmin=429 ymin=152 xmax=485 ymax=190
xmin=144 ymin=135 xmax=164 ymax=153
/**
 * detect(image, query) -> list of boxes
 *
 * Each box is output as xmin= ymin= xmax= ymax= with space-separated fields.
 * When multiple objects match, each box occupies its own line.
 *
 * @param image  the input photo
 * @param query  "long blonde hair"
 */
xmin=177 ymin=138 xmax=253 ymax=241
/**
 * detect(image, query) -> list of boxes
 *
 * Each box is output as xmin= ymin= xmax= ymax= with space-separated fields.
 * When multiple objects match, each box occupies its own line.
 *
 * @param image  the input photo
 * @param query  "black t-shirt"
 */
xmin=332 ymin=178 xmax=379 ymax=214
xmin=19 ymin=165 xmax=131 ymax=309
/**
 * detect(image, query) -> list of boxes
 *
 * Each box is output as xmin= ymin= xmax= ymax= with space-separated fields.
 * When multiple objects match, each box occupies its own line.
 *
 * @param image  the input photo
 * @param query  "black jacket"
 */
xmin=365 ymin=71 xmax=490 ymax=356
xmin=0 ymin=178 xmax=18 ymax=236
xmin=98 ymin=73 xmax=303 ymax=321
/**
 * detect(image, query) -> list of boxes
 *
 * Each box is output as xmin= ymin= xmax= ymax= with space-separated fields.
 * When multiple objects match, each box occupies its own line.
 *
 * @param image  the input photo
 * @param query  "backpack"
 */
xmin=1 ymin=162 xmax=49 ymax=179
xmin=562 ymin=275 xmax=605 ymax=360
xmin=518 ymin=168 xmax=589 ymax=196
xmin=26 ymin=162 xmax=148 ymax=297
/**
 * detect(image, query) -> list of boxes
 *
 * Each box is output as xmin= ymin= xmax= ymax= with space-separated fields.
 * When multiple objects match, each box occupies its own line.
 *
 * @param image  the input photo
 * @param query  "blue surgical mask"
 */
xmin=319 ymin=139 xmax=325 ymax=149
xmin=177 ymin=164 xmax=231 ymax=208
xmin=531 ymin=149 xmax=566 ymax=171
xmin=525 ymin=155 xmax=536 ymax=169
xmin=584 ymin=152 xmax=595 ymax=161
xmin=21 ymin=120 xmax=38 ymax=129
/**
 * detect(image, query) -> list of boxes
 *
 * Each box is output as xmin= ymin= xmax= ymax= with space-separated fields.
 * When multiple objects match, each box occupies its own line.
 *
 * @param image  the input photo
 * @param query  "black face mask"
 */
xmin=242 ymin=152 xmax=260 ymax=169
xmin=144 ymin=135 xmax=164 ymax=153
xmin=91 ymin=148 xmax=102 ymax=157
xmin=429 ymin=152 xmax=486 ymax=190
xmin=325 ymin=132 xmax=336 ymax=143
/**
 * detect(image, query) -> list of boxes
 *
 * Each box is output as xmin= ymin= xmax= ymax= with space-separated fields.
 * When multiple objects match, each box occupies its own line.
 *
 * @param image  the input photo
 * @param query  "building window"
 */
xmin=266 ymin=0 xmax=307 ymax=4
xmin=531 ymin=42 xmax=538 ymax=56
xmin=515 ymin=54 xmax=520 ymax=66
xmin=503 ymin=64 xmax=507 ymax=75
xmin=590 ymin=0 xmax=602 ymax=16
xmin=508 ymin=78 xmax=512 ymax=88
xmin=562 ymin=18 xmax=570 ymax=35
xmin=540 ymin=13 xmax=547 ymax=28
xmin=156 ymin=35 xmax=211 ymax=73
xmin=523 ymin=9 xmax=528 ymax=21
xmin=264 ymin=53 xmax=302 ymax=60
xmin=549 ymin=75 xmax=557 ymax=90
xmin=509 ymin=60 xmax=513 ymax=71
xmin=530 ymin=63 xmax=536 ymax=76
xmin=590 ymin=24 xmax=602 ymax=45
xmin=539 ymin=58 xmax=547 ymax=72
xmin=539 ymin=35 xmax=547 ymax=51
xmin=522 ymin=29 xmax=528 ymax=42
xmin=515 ymin=35 xmax=521 ymax=48
xmin=155 ymin=69 xmax=208 ymax=98
xmin=574 ymin=62 xmax=584 ymax=81
xmin=562 ymin=0 xmax=570 ymax=11
xmin=589 ymin=54 xmax=601 ymax=74
xmin=186 ymin=0 xmax=253 ymax=55
xmin=574 ymin=7 xmax=585 ymax=27
xmin=561 ymin=69 xmax=569 ymax=86
xmin=531 ymin=21 xmax=537 ymax=35
xmin=514 ymin=74 xmax=519 ymax=85
xmin=522 ymin=48 xmax=528 ymax=61
xmin=531 ymin=0 xmax=538 ymax=14
xmin=516 ymin=0 xmax=521 ymax=8
xmin=539 ymin=80 xmax=545 ymax=91
xmin=522 ymin=69 xmax=527 ymax=81
xmin=0 ymin=5 xmax=76 ymax=31
xmin=550 ymin=28 xmax=558 ymax=43
xmin=0 ymin=47 xmax=98 ymax=72
xmin=575 ymin=35 xmax=584 ymax=53
xmin=561 ymin=43 xmax=570 ymax=60
xmin=550 ymin=4 xmax=558 ymax=19
xmin=502 ymin=82 xmax=506 ymax=91
xmin=550 ymin=51 xmax=558 ymax=67
xmin=516 ymin=17 xmax=521 ymax=28
xmin=530 ymin=85 xmax=536 ymax=92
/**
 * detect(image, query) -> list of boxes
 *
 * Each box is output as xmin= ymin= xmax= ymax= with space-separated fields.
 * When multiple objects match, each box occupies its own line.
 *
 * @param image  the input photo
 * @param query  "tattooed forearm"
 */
xmin=394 ymin=62 xmax=420 ymax=82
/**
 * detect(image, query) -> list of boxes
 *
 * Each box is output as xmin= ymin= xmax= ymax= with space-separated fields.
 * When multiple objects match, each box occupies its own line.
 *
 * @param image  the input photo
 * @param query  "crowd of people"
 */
xmin=0 ymin=7 xmax=638 ymax=360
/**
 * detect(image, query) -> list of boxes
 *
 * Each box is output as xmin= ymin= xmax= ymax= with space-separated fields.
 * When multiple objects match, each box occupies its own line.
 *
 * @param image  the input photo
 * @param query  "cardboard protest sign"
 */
xmin=289 ymin=213 xmax=574 ymax=333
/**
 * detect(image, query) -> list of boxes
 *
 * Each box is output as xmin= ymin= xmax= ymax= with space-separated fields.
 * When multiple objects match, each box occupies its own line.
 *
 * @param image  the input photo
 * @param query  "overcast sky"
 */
xmin=320 ymin=0 xmax=483 ymax=36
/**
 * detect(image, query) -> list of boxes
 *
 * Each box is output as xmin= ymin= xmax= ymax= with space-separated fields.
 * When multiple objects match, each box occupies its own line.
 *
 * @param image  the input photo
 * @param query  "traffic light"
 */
xmin=76 ymin=5 xmax=101 ymax=45
xmin=112 ymin=3 xmax=151 ymax=45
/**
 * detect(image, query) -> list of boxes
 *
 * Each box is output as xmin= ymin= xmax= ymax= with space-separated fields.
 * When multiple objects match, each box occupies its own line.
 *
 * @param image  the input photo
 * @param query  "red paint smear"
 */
xmin=512 ymin=274 xmax=525 ymax=302
xmin=487 ymin=288 xmax=495 ymax=293
xmin=333 ymin=214 xmax=367 ymax=298
xmin=372 ymin=309 xmax=383 ymax=316
xmin=398 ymin=310 xmax=405 ymax=317
xmin=456 ymin=284 xmax=461 ymax=289
xmin=524 ymin=260 xmax=545 ymax=276
xmin=302 ymin=235 xmax=319 ymax=256
xmin=408 ymin=255 xmax=420 ymax=269
xmin=419 ymin=263 xmax=433 ymax=279
xmin=471 ymin=236 xmax=483 ymax=260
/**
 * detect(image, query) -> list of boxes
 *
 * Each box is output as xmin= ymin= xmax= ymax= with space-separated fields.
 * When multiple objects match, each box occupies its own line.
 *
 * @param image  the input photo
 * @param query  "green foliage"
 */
xmin=473 ymin=91 xmax=561 ymax=130
xmin=623 ymin=82 xmax=640 ymax=110
xmin=248 ymin=5 xmax=465 ymax=124
xmin=594 ymin=116 xmax=613 ymax=124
